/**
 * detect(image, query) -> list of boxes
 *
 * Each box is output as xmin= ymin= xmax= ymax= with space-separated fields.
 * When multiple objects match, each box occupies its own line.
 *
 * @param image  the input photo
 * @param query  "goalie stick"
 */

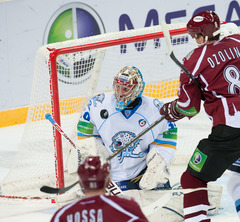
xmin=40 ymin=180 xmax=122 ymax=196
xmin=42 ymin=113 xmax=165 ymax=193
xmin=46 ymin=97 xmax=166 ymax=162
xmin=42 ymin=113 xmax=123 ymax=196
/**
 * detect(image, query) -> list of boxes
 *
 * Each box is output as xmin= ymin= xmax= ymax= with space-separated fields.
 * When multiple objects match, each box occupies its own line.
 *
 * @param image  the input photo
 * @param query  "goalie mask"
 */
xmin=187 ymin=11 xmax=220 ymax=39
xmin=113 ymin=66 xmax=145 ymax=111
xmin=78 ymin=156 xmax=110 ymax=190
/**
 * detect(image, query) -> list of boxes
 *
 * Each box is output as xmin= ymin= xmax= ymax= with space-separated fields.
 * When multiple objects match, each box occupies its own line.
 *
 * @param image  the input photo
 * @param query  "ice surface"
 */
xmin=0 ymin=124 xmax=238 ymax=222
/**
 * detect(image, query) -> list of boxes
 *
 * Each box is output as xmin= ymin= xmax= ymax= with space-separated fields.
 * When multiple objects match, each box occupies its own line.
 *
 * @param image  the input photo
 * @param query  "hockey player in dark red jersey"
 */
xmin=50 ymin=156 xmax=148 ymax=222
xmin=160 ymin=10 xmax=240 ymax=221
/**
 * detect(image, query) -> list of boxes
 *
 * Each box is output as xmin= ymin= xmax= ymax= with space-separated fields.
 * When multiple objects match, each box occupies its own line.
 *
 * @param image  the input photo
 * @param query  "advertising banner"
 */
xmin=0 ymin=0 xmax=240 ymax=125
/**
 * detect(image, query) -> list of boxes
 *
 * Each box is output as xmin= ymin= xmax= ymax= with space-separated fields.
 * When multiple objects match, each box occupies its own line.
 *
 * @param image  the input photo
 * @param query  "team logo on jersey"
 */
xmin=123 ymin=110 xmax=131 ymax=117
xmin=92 ymin=93 xmax=105 ymax=107
xmin=110 ymin=131 xmax=144 ymax=163
xmin=189 ymin=148 xmax=208 ymax=172
xmin=139 ymin=119 xmax=146 ymax=127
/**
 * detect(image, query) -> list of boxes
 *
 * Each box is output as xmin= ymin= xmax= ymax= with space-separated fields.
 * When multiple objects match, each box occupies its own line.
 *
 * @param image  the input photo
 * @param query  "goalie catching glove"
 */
xmin=139 ymin=148 xmax=170 ymax=190
xmin=160 ymin=99 xmax=185 ymax=122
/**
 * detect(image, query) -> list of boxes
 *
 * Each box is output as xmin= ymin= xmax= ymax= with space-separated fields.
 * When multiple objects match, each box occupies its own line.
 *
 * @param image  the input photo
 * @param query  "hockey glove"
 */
xmin=160 ymin=99 xmax=185 ymax=122
xmin=139 ymin=148 xmax=170 ymax=190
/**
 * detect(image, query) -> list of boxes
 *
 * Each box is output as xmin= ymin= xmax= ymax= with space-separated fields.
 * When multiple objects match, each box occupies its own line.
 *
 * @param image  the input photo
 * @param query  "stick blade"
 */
xmin=40 ymin=186 xmax=60 ymax=194
xmin=40 ymin=181 xmax=79 ymax=194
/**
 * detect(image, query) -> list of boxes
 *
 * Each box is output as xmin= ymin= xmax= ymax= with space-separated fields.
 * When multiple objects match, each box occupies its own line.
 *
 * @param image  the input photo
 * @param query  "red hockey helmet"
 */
xmin=78 ymin=156 xmax=111 ymax=190
xmin=187 ymin=11 xmax=220 ymax=39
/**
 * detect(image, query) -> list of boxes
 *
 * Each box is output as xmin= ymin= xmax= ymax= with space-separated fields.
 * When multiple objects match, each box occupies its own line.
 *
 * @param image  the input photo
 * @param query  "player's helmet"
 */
xmin=187 ymin=11 xmax=220 ymax=39
xmin=78 ymin=156 xmax=111 ymax=190
xmin=113 ymin=66 xmax=145 ymax=111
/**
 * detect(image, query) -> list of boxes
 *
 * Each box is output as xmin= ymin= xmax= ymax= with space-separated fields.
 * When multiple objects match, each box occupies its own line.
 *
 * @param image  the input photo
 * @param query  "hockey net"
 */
xmin=0 ymin=23 xmax=212 ymax=200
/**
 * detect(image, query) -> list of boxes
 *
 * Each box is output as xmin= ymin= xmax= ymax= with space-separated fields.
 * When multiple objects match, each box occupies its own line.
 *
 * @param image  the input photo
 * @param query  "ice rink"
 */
xmin=0 ymin=123 xmax=239 ymax=222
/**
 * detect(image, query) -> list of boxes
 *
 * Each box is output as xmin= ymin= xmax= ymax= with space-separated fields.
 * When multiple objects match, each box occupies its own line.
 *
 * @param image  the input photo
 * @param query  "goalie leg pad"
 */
xmin=151 ymin=191 xmax=184 ymax=222
xmin=207 ymin=183 xmax=223 ymax=215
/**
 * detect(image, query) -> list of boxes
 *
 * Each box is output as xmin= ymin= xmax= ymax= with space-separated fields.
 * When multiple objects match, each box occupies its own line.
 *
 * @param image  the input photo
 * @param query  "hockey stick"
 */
xmin=107 ymin=115 xmax=165 ymax=161
xmin=40 ymin=179 xmax=123 ymax=195
xmin=41 ymin=176 xmax=210 ymax=195
xmin=42 ymin=113 xmax=165 ymax=193
xmin=46 ymin=113 xmax=165 ymax=162
xmin=42 ymin=113 xmax=123 ymax=195
xmin=40 ymin=181 xmax=79 ymax=194
xmin=45 ymin=113 xmax=78 ymax=150
xmin=161 ymin=21 xmax=204 ymax=95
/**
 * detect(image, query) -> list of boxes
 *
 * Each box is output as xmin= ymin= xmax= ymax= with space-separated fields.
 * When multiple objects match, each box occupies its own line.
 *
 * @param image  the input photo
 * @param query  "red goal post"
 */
xmin=0 ymin=22 xmax=212 ymax=200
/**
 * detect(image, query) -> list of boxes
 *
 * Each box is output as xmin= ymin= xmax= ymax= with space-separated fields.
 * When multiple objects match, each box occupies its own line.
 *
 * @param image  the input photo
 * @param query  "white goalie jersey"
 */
xmin=77 ymin=92 xmax=177 ymax=183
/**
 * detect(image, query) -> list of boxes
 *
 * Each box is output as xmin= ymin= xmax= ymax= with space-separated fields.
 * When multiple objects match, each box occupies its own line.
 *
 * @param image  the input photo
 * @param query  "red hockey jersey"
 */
xmin=176 ymin=34 xmax=240 ymax=128
xmin=50 ymin=194 xmax=148 ymax=222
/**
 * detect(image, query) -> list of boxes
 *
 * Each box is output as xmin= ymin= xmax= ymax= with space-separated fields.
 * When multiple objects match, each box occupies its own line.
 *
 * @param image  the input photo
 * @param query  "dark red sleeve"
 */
xmin=176 ymin=69 xmax=202 ymax=118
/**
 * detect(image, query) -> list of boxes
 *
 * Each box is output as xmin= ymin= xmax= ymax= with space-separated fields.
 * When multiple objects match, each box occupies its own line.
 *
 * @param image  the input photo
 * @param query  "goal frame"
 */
xmin=49 ymin=26 xmax=188 ymax=190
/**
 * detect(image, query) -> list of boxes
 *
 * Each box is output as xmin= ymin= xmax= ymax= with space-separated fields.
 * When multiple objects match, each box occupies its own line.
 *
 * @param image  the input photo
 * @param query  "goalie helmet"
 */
xmin=78 ymin=156 xmax=110 ymax=190
xmin=187 ymin=11 xmax=220 ymax=39
xmin=113 ymin=66 xmax=145 ymax=111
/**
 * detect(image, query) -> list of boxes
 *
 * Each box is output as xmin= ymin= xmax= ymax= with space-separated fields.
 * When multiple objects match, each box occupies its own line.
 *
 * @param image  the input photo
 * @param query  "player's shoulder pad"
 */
xmin=184 ymin=49 xmax=194 ymax=61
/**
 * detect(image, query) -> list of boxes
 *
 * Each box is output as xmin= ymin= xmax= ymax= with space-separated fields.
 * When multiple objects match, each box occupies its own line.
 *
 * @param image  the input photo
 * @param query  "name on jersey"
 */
xmin=66 ymin=209 xmax=103 ymax=222
xmin=207 ymin=46 xmax=240 ymax=68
